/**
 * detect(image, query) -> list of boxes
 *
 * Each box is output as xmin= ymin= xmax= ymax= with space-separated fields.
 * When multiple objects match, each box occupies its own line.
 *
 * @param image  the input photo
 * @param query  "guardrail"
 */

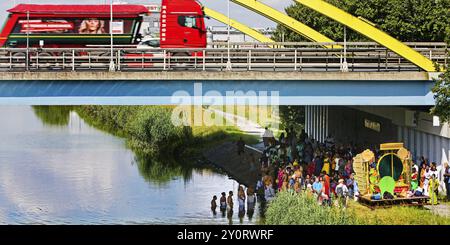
xmin=0 ymin=42 xmax=447 ymax=72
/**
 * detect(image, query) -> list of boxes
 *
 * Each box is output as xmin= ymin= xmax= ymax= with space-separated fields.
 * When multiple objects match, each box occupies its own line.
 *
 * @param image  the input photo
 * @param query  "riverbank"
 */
xmin=75 ymin=106 xmax=258 ymax=156
xmin=203 ymin=142 xmax=262 ymax=188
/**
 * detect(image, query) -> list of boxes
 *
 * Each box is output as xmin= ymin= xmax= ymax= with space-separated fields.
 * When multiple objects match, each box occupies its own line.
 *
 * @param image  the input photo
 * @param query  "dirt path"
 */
xmin=209 ymin=108 xmax=266 ymax=151
xmin=425 ymin=203 xmax=450 ymax=217
xmin=203 ymin=109 xmax=265 ymax=188
xmin=209 ymin=108 xmax=265 ymax=137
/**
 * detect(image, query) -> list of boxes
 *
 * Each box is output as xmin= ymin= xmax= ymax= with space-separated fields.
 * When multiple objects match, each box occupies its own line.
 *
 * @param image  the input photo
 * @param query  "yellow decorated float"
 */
xmin=353 ymin=143 xmax=429 ymax=207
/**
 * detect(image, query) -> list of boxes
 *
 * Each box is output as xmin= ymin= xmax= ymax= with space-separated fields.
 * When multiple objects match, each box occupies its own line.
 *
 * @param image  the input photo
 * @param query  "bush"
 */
xmin=265 ymin=191 xmax=360 ymax=225
xmin=77 ymin=106 xmax=192 ymax=155
xmin=127 ymin=106 xmax=192 ymax=155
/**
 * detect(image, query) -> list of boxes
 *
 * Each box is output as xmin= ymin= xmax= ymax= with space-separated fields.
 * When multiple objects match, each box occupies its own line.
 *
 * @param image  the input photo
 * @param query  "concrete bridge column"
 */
xmin=305 ymin=105 xmax=329 ymax=143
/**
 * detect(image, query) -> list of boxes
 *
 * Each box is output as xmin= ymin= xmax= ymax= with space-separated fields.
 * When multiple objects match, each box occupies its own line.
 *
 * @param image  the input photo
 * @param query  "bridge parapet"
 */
xmin=0 ymin=42 xmax=446 ymax=73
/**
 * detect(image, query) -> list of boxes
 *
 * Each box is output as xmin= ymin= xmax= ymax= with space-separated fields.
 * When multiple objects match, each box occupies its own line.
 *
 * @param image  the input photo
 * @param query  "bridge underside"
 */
xmin=0 ymin=72 xmax=434 ymax=106
xmin=305 ymin=106 xmax=450 ymax=164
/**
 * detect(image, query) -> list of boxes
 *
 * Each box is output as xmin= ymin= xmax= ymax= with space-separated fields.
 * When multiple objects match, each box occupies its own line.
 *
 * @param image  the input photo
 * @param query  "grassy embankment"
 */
xmin=265 ymin=191 xmax=450 ymax=225
xmin=76 ymin=105 xmax=258 ymax=157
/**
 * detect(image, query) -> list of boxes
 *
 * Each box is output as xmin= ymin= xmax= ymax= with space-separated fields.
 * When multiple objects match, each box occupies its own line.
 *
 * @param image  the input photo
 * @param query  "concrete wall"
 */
xmin=351 ymin=106 xmax=450 ymax=138
xmin=398 ymin=125 xmax=450 ymax=164
xmin=327 ymin=106 xmax=398 ymax=149
xmin=343 ymin=106 xmax=450 ymax=164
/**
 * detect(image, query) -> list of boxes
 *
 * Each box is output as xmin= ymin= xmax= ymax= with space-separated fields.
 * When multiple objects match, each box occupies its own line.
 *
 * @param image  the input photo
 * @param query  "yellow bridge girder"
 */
xmin=295 ymin=0 xmax=437 ymax=72
xmin=203 ymin=7 xmax=276 ymax=46
xmin=230 ymin=0 xmax=341 ymax=49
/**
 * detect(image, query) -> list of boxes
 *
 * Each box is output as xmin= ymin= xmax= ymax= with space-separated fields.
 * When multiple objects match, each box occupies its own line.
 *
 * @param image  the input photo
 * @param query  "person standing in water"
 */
xmin=238 ymin=186 xmax=246 ymax=212
xmin=211 ymin=195 xmax=217 ymax=215
xmin=227 ymin=191 xmax=234 ymax=210
xmin=219 ymin=192 xmax=227 ymax=210
xmin=246 ymin=187 xmax=256 ymax=210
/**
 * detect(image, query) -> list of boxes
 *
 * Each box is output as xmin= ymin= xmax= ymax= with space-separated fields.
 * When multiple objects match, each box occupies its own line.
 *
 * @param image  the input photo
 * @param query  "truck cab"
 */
xmin=160 ymin=0 xmax=207 ymax=49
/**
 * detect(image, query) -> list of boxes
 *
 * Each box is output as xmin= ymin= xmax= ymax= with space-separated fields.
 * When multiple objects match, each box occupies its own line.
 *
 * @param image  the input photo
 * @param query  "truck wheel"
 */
xmin=171 ymin=52 xmax=190 ymax=70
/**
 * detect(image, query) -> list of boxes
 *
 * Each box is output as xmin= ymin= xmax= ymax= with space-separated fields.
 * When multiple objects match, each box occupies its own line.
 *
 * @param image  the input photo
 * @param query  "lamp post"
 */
xmin=109 ymin=0 xmax=115 ymax=71
xmin=341 ymin=26 xmax=348 ymax=72
xmin=26 ymin=10 xmax=29 ymax=71
xmin=225 ymin=0 xmax=232 ymax=71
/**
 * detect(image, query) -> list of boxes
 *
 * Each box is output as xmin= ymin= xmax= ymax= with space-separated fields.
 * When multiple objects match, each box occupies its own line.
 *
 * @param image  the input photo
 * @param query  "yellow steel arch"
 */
xmin=295 ymin=0 xmax=437 ymax=72
xmin=230 ymin=0 xmax=341 ymax=49
xmin=203 ymin=7 xmax=276 ymax=45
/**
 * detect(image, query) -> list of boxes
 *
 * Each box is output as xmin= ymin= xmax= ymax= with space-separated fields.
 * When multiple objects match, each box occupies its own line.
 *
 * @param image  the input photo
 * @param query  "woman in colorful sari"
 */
xmin=429 ymin=174 xmax=439 ymax=205
xmin=411 ymin=167 xmax=419 ymax=191
xmin=277 ymin=167 xmax=284 ymax=191
xmin=322 ymin=153 xmax=331 ymax=175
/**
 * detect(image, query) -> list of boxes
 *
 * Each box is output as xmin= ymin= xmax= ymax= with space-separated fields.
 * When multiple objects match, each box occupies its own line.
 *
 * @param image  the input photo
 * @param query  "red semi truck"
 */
xmin=0 ymin=0 xmax=207 ymax=51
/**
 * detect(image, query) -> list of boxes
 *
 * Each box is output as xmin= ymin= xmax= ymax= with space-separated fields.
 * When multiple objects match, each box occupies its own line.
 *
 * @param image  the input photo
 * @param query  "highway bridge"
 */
xmin=0 ymin=42 xmax=447 ymax=72
xmin=0 ymin=41 xmax=446 ymax=105
xmin=0 ymin=0 xmax=448 ymax=164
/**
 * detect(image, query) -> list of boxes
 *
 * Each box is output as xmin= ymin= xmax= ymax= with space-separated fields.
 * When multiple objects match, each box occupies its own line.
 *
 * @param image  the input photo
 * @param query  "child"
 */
xmin=211 ymin=195 xmax=217 ymax=211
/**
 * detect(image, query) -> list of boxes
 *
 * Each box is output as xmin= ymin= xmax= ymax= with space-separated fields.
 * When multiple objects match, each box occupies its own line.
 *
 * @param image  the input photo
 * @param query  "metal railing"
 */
xmin=0 ymin=42 xmax=447 ymax=72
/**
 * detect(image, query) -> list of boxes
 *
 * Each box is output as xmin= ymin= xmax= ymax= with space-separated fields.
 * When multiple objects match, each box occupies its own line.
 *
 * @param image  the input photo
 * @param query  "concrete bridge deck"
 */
xmin=0 ymin=71 xmax=439 ymax=106
xmin=0 ymin=71 xmax=433 ymax=81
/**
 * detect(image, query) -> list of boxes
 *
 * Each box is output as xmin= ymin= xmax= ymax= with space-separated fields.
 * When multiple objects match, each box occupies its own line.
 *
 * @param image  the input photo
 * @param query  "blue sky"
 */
xmin=0 ymin=0 xmax=291 ymax=28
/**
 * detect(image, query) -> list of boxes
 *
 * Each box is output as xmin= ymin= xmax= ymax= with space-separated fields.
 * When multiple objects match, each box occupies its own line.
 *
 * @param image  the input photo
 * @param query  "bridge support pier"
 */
xmin=305 ymin=105 xmax=329 ymax=143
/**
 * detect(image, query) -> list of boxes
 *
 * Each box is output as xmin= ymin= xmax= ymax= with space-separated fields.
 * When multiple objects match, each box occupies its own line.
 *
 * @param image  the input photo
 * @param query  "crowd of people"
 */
xmin=258 ymin=127 xmax=360 ymax=208
xmin=255 ymin=127 xmax=450 ymax=207
xmin=410 ymin=158 xmax=450 ymax=204
xmin=209 ymin=126 xmax=450 ymax=218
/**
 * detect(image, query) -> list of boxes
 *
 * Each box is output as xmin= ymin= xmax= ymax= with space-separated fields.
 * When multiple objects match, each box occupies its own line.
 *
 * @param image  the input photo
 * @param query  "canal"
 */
xmin=0 ymin=106 xmax=259 ymax=225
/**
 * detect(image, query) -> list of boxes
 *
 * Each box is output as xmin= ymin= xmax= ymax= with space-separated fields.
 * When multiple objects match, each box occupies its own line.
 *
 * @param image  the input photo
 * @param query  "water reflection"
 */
xmin=32 ymin=106 xmax=73 ymax=126
xmin=134 ymin=153 xmax=194 ymax=185
xmin=0 ymin=106 xmax=259 ymax=224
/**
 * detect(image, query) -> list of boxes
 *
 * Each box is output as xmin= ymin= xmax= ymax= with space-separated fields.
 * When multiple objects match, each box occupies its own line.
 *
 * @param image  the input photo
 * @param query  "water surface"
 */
xmin=0 ymin=106 xmax=258 ymax=224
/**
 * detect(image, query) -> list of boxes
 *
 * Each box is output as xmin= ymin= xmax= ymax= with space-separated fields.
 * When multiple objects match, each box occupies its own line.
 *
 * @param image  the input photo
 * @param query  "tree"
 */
xmin=280 ymin=106 xmax=305 ymax=132
xmin=274 ymin=0 xmax=450 ymax=42
xmin=274 ymin=0 xmax=450 ymax=122
xmin=431 ymin=69 xmax=450 ymax=123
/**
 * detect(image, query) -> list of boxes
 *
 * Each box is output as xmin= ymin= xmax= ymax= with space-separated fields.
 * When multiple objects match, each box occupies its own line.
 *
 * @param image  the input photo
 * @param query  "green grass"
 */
xmin=265 ymin=191 xmax=361 ymax=225
xmin=265 ymin=191 xmax=450 ymax=225
xmin=192 ymin=125 xmax=258 ymax=148
xmin=349 ymin=201 xmax=450 ymax=225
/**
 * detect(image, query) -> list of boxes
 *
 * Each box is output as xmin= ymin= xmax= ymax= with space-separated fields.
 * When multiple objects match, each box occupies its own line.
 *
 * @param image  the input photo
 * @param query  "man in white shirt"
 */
xmin=335 ymin=179 xmax=349 ymax=208
xmin=262 ymin=127 xmax=274 ymax=147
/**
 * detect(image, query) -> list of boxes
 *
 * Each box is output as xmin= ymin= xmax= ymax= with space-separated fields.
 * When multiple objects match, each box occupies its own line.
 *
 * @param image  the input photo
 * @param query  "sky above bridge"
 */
xmin=0 ymin=0 xmax=290 ymax=29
